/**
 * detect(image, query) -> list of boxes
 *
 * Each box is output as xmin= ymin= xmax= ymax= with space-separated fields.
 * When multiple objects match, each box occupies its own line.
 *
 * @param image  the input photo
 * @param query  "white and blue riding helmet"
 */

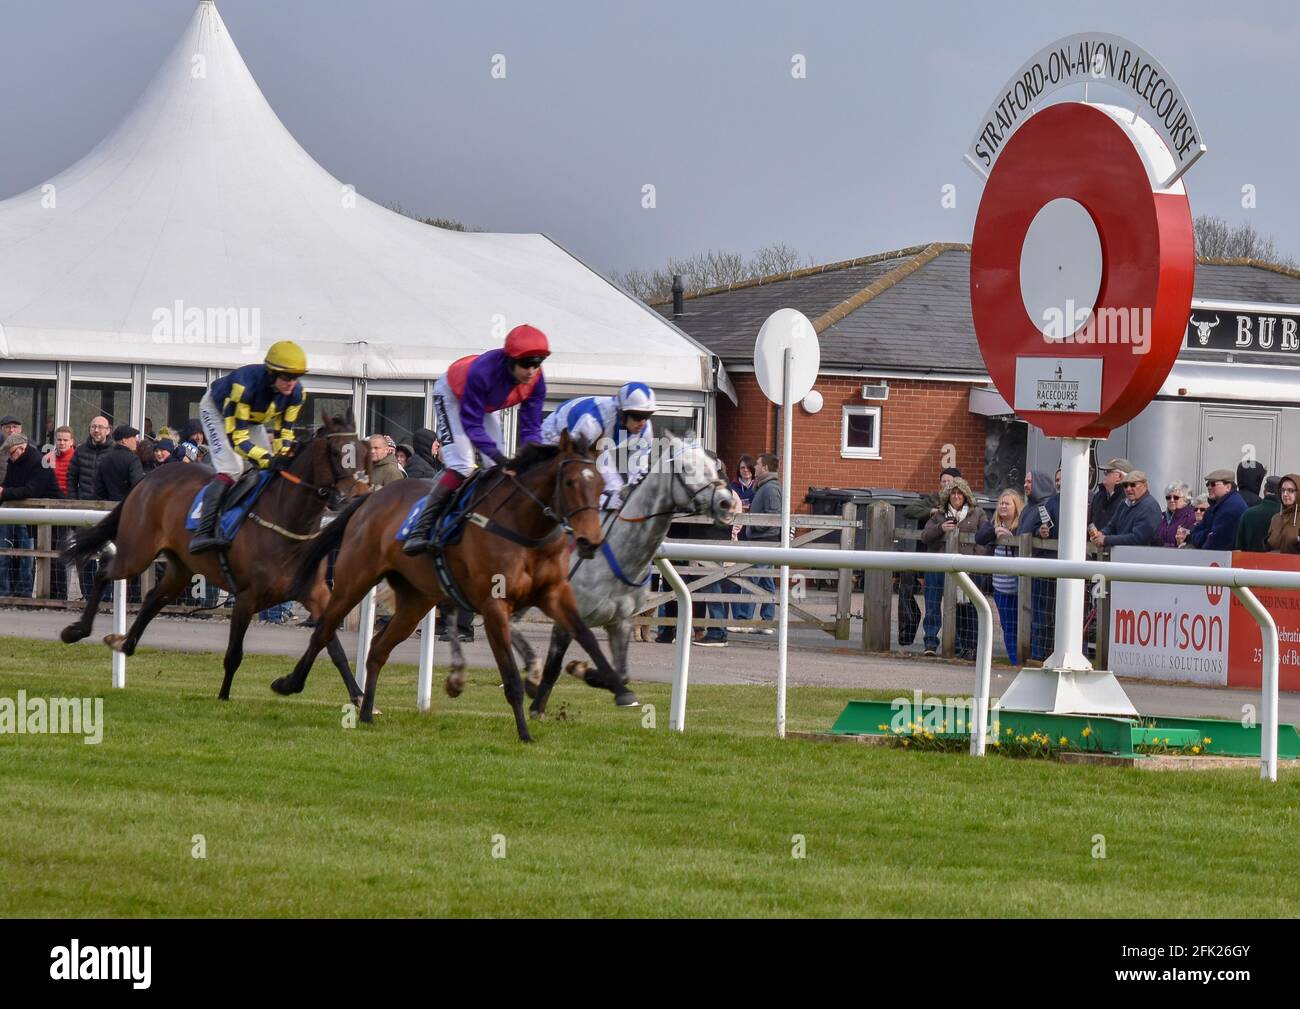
xmin=617 ymin=382 xmax=658 ymax=414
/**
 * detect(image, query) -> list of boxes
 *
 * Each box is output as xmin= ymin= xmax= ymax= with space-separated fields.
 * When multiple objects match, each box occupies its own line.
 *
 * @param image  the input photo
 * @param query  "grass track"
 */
xmin=2 ymin=634 xmax=1298 ymax=917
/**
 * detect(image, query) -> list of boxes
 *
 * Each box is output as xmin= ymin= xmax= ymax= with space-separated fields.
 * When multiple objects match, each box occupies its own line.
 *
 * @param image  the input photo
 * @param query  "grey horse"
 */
xmin=444 ymin=435 xmax=737 ymax=713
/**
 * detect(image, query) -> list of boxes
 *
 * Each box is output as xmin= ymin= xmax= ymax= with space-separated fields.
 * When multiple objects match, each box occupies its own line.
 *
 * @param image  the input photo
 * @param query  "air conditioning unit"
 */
xmin=861 ymin=382 xmax=889 ymax=401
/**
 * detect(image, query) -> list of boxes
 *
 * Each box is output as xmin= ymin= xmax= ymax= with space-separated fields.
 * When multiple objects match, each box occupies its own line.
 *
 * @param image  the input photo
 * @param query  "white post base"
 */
xmin=997 ymin=666 xmax=1138 ymax=716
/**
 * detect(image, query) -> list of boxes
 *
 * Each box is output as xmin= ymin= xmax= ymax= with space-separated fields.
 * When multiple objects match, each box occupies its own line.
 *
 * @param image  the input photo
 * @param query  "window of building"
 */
xmin=841 ymin=405 xmax=881 ymax=459
xmin=366 ymin=395 xmax=422 ymax=446
xmin=70 ymin=381 xmax=132 ymax=439
xmin=0 ymin=375 xmax=56 ymax=446
xmin=144 ymin=385 xmax=204 ymax=439
xmin=304 ymin=394 xmax=354 ymax=429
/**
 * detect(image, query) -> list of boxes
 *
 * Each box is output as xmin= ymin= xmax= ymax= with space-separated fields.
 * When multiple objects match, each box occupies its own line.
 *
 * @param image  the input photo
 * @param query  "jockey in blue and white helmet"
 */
xmin=541 ymin=382 xmax=657 ymax=509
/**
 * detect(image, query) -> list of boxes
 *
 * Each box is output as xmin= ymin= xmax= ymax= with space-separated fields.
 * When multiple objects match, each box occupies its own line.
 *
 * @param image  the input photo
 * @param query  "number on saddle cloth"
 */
xmin=184 ymin=470 xmax=275 ymax=541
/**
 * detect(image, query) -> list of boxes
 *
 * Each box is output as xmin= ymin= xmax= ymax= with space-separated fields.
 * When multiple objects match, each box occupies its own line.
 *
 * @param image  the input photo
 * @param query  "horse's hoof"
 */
xmin=565 ymin=660 xmax=591 ymax=681
xmin=270 ymin=677 xmax=298 ymax=696
xmin=444 ymin=674 xmax=465 ymax=698
xmin=523 ymin=678 xmax=538 ymax=700
xmin=614 ymin=690 xmax=640 ymax=708
xmin=60 ymin=626 xmax=87 ymax=644
xmin=518 ymin=732 xmax=535 ymax=744
xmin=103 ymin=633 xmax=127 ymax=653
xmin=529 ymin=707 xmax=546 ymax=720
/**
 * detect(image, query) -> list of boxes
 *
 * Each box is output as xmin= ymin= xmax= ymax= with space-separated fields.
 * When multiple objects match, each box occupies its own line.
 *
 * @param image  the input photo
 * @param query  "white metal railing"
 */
xmin=652 ymin=542 xmax=1300 ymax=783
xmin=7 ymin=507 xmax=1293 ymax=780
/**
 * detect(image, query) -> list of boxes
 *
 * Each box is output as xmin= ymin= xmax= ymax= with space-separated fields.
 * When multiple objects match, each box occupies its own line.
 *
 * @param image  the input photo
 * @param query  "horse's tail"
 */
xmin=60 ymin=503 xmax=125 ymax=566
xmin=288 ymin=494 xmax=368 ymax=600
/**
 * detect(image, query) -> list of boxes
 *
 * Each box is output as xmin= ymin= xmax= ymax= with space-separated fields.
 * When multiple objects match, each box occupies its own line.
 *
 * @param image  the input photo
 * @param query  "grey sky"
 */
xmin=2 ymin=0 xmax=1296 ymax=278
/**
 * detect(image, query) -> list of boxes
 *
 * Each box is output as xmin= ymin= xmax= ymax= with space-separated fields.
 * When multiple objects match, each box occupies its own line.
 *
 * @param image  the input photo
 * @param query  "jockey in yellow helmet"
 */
xmin=189 ymin=341 xmax=308 ymax=553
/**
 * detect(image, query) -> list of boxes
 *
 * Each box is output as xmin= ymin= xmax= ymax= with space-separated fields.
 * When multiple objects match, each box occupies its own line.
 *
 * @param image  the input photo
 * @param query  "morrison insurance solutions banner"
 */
xmin=1108 ymin=547 xmax=1300 ymax=691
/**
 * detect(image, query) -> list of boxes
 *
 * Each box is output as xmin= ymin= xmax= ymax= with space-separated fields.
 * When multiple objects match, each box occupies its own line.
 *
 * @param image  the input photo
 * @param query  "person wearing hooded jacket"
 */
xmin=1017 ymin=469 xmax=1059 ymax=662
xmin=921 ymin=477 xmax=989 ymax=658
xmin=404 ymin=428 xmax=442 ymax=480
xmin=1236 ymin=460 xmax=1266 ymax=509
xmin=1266 ymin=474 xmax=1300 ymax=554
xmin=1237 ymin=476 xmax=1281 ymax=552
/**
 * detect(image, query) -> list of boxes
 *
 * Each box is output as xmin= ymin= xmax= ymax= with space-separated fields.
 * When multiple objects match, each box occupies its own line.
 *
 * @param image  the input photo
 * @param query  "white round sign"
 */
xmin=754 ymin=308 xmax=820 ymax=405
xmin=801 ymin=390 xmax=824 ymax=414
xmin=1019 ymin=197 xmax=1102 ymax=339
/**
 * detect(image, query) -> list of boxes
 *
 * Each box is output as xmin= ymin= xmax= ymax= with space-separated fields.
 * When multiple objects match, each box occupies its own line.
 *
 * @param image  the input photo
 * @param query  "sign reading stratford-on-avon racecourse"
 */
xmin=964 ymin=33 xmax=1205 ymax=185
xmin=969 ymin=36 xmax=1198 ymax=441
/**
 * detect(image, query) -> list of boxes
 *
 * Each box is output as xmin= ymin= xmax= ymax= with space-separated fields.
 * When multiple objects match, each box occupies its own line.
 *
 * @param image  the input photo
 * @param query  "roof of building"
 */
xmin=655 ymin=243 xmax=1300 ymax=375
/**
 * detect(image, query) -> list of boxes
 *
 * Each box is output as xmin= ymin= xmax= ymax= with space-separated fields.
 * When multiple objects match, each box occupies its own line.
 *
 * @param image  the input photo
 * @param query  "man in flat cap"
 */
xmin=1088 ymin=457 xmax=1131 ymax=532
xmin=1181 ymin=468 xmax=1248 ymax=550
xmin=1089 ymin=470 xmax=1161 ymax=548
xmin=93 ymin=424 xmax=145 ymax=502
xmin=0 ymin=431 xmax=55 ymax=597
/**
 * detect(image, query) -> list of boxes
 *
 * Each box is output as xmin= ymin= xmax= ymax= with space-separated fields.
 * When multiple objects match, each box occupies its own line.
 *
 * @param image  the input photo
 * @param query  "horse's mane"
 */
xmin=507 ymin=441 xmax=565 ymax=472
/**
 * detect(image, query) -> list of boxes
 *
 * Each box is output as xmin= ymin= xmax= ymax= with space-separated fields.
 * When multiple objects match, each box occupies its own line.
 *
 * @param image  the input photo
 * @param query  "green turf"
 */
xmin=1 ymin=634 xmax=1298 ymax=918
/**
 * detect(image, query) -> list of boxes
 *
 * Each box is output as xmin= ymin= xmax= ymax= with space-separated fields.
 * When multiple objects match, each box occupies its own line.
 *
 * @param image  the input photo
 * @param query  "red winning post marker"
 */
xmin=970 ymin=101 xmax=1195 ymax=440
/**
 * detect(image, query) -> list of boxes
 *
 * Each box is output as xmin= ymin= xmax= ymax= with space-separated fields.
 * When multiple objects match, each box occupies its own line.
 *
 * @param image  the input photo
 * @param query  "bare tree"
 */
xmin=610 ymin=243 xmax=812 ymax=302
xmin=384 ymin=200 xmax=478 ymax=232
xmin=1194 ymin=215 xmax=1296 ymax=268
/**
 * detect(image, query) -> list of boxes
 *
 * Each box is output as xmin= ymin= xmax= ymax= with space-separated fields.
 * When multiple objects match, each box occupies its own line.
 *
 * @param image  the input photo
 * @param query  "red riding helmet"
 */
xmin=504 ymin=324 xmax=550 ymax=361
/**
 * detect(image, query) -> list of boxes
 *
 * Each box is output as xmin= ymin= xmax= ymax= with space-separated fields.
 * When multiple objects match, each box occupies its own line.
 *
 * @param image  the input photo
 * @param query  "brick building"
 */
xmin=655 ymin=243 xmax=993 ymax=510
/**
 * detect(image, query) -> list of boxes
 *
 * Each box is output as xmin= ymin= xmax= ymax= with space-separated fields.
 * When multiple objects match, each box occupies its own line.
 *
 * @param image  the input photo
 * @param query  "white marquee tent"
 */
xmin=0 ymin=1 xmax=713 ymax=397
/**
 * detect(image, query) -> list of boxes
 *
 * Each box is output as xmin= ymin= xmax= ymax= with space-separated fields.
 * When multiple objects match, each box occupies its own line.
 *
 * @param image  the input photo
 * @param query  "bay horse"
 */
xmin=60 ymin=413 xmax=370 ymax=703
xmin=446 ymin=435 xmax=737 ymax=715
xmin=273 ymin=432 xmax=633 ymax=742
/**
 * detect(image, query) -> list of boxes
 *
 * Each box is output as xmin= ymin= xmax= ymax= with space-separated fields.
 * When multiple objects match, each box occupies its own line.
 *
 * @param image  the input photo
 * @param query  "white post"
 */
xmin=952 ymin=570 xmax=992 ymax=756
xmin=111 ymin=578 xmax=127 ymax=689
xmin=417 ymin=607 xmax=436 ymax=712
xmin=356 ymin=587 xmax=376 ymax=694
xmin=777 ymin=345 xmax=793 ymax=739
xmin=1232 ymin=586 xmax=1279 ymax=782
xmin=656 ymin=558 xmax=693 ymax=732
xmin=1045 ymin=437 xmax=1091 ymax=671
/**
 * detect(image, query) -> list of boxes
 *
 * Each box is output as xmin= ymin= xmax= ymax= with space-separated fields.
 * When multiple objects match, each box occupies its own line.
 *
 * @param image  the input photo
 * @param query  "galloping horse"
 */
xmin=446 ymin=435 xmax=736 ymax=715
xmin=274 ymin=433 xmax=632 ymax=742
xmin=60 ymin=413 xmax=370 ymax=702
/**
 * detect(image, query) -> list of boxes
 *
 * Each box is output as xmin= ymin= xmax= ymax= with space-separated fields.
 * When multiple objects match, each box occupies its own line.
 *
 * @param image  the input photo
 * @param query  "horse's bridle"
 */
xmin=498 ymin=456 xmax=603 ymax=539
xmin=275 ymin=430 xmax=359 ymax=510
xmin=616 ymin=464 xmax=730 ymax=525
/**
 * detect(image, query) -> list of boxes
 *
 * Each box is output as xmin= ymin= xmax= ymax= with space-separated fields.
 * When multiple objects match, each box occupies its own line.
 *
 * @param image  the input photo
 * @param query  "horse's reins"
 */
xmin=248 ymin=430 xmax=359 ymax=541
xmin=465 ymin=456 xmax=602 ymax=547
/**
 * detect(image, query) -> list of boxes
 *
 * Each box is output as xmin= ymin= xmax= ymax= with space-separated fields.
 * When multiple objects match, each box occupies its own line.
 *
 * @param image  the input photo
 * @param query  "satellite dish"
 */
xmin=754 ymin=309 xmax=820 ymax=405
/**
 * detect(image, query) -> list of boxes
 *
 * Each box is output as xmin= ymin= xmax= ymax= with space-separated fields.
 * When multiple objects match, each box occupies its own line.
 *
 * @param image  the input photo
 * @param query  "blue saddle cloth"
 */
xmin=185 ymin=471 xmax=274 ymax=541
xmin=395 ymin=476 xmax=479 ymax=548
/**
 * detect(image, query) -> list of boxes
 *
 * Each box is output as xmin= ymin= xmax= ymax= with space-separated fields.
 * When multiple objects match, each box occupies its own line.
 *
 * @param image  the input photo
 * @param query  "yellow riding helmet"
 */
xmin=264 ymin=340 xmax=308 ymax=376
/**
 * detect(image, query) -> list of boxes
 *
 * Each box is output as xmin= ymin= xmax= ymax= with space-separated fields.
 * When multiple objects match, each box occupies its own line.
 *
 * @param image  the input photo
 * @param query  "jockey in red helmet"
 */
xmin=402 ymin=324 xmax=551 ymax=554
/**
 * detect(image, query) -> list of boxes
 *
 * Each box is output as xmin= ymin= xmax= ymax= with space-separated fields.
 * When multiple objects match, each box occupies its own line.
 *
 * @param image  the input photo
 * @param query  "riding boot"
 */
xmin=402 ymin=479 xmax=458 ymax=555
xmin=189 ymin=477 xmax=233 ymax=554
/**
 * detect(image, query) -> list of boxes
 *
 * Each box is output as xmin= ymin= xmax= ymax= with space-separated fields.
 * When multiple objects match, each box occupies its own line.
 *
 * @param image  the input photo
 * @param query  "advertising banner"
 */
xmin=1108 ymin=546 xmax=1231 ymax=685
xmin=1227 ymin=552 xmax=1300 ymax=691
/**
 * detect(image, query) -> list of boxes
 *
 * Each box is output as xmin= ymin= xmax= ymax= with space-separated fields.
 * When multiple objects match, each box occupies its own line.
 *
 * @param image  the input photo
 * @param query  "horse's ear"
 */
xmin=559 ymin=429 xmax=573 ymax=452
xmin=345 ymin=409 xmax=356 ymax=431
xmin=321 ymin=412 xmax=334 ymax=429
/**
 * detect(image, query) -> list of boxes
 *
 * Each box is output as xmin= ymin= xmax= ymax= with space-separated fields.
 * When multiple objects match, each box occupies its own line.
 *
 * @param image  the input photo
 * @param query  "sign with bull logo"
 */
xmin=1184 ymin=302 xmax=1300 ymax=357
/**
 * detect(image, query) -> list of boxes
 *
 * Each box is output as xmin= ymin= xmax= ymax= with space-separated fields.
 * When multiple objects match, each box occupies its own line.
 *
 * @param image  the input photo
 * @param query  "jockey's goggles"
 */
xmin=623 ymin=410 xmax=653 ymax=422
xmin=268 ymin=370 xmax=302 ymax=383
xmin=514 ymin=356 xmax=546 ymax=370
